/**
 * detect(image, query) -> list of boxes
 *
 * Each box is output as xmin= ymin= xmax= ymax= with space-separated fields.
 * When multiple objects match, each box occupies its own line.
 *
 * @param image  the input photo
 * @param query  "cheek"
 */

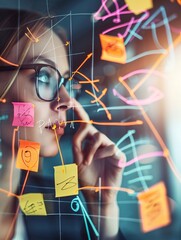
xmin=18 ymin=81 xmax=37 ymax=102
xmin=34 ymin=103 xmax=51 ymax=124
xmin=9 ymin=75 xmax=37 ymax=103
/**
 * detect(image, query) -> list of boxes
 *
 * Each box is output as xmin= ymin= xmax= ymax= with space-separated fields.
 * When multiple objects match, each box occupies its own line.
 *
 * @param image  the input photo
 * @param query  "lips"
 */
xmin=45 ymin=120 xmax=66 ymax=135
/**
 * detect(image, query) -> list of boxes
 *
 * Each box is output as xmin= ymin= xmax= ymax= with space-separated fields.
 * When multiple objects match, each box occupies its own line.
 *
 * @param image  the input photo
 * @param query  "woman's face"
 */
xmin=0 ymin=28 xmax=72 ymax=157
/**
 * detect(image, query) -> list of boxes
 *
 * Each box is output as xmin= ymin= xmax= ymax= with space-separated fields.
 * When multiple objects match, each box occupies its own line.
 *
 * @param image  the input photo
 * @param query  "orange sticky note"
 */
xmin=54 ymin=163 xmax=78 ymax=197
xmin=16 ymin=139 xmax=40 ymax=172
xmin=19 ymin=193 xmax=47 ymax=216
xmin=137 ymin=182 xmax=171 ymax=233
xmin=12 ymin=102 xmax=34 ymax=127
xmin=99 ymin=34 xmax=126 ymax=64
xmin=125 ymin=0 xmax=153 ymax=15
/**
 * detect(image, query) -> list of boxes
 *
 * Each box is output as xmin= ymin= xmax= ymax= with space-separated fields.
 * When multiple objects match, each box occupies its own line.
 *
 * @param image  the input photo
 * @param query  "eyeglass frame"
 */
xmin=0 ymin=63 xmax=75 ymax=102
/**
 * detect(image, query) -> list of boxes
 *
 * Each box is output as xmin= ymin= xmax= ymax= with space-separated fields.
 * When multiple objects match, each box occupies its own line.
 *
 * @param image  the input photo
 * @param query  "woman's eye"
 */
xmin=38 ymin=72 xmax=50 ymax=84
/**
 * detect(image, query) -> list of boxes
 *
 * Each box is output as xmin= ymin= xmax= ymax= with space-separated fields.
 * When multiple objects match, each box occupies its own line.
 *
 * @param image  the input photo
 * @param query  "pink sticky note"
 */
xmin=12 ymin=102 xmax=34 ymax=127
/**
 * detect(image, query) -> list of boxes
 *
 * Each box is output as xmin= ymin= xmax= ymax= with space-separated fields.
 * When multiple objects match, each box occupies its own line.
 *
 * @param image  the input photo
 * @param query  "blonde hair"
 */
xmin=0 ymin=8 xmax=67 ymax=99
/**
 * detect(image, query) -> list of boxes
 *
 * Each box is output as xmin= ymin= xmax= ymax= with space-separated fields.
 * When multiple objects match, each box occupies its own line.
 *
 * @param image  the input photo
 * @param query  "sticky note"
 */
xmin=12 ymin=102 xmax=34 ymax=127
xmin=99 ymin=34 xmax=126 ymax=64
xmin=16 ymin=139 xmax=40 ymax=172
xmin=137 ymin=182 xmax=171 ymax=233
xmin=125 ymin=0 xmax=153 ymax=15
xmin=19 ymin=193 xmax=47 ymax=216
xmin=54 ymin=163 xmax=78 ymax=197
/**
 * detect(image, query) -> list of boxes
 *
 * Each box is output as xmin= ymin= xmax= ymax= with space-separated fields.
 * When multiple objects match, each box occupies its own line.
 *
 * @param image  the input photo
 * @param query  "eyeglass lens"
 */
xmin=37 ymin=66 xmax=59 ymax=101
xmin=37 ymin=66 xmax=81 ymax=101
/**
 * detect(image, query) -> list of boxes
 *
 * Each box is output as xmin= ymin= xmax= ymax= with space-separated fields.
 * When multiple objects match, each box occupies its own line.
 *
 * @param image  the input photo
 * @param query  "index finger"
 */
xmin=72 ymin=98 xmax=90 ymax=123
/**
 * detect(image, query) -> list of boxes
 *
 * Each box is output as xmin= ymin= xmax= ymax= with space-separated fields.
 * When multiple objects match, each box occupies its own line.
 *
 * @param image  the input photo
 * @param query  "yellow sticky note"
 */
xmin=54 ymin=164 xmax=78 ymax=197
xmin=19 ymin=193 xmax=47 ymax=216
xmin=99 ymin=34 xmax=126 ymax=64
xmin=125 ymin=0 xmax=153 ymax=15
xmin=137 ymin=182 xmax=171 ymax=233
xmin=16 ymin=139 xmax=40 ymax=172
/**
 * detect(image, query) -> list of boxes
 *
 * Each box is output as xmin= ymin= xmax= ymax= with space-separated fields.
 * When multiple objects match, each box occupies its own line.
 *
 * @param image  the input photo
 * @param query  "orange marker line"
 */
xmin=85 ymin=89 xmax=97 ymax=98
xmin=120 ymin=78 xmax=181 ymax=182
xmin=85 ymin=89 xmax=112 ymax=120
xmin=69 ymin=53 xmax=92 ymax=80
xmin=25 ymin=27 xmax=39 ymax=43
xmin=5 ymin=170 xmax=29 ymax=240
xmin=79 ymin=80 xmax=99 ymax=83
xmin=0 ymin=56 xmax=19 ymax=67
xmin=20 ymin=171 xmax=30 ymax=195
xmin=76 ymin=71 xmax=100 ymax=92
xmin=132 ymin=33 xmax=181 ymax=93
xmin=78 ymin=186 xmax=135 ymax=194
xmin=52 ymin=126 xmax=65 ymax=172
xmin=97 ymin=100 xmax=112 ymax=120
xmin=65 ymin=119 xmax=143 ymax=126
xmin=90 ymin=88 xmax=107 ymax=103
xmin=92 ymin=120 xmax=142 ymax=126
xmin=9 ymin=127 xmax=19 ymax=194
xmin=0 ymin=188 xmax=19 ymax=199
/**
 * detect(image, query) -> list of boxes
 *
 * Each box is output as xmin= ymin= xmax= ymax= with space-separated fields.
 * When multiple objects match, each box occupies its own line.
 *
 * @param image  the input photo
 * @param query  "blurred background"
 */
xmin=0 ymin=0 xmax=181 ymax=239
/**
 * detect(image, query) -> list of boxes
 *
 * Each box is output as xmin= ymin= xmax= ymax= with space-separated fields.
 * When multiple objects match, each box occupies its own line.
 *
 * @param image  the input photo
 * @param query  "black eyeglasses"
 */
xmin=0 ymin=64 xmax=81 ymax=101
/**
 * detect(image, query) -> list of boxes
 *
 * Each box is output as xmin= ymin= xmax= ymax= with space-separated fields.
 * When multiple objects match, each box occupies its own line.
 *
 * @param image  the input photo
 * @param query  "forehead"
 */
xmin=9 ymin=28 xmax=69 ymax=72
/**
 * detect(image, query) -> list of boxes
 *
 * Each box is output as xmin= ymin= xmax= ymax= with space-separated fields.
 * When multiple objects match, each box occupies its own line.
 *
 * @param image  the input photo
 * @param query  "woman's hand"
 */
xmin=72 ymin=99 xmax=126 ymax=239
xmin=72 ymin=99 xmax=126 ymax=204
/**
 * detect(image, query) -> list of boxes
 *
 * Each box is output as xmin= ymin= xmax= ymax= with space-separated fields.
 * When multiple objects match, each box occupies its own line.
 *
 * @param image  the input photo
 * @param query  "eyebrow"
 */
xmin=26 ymin=56 xmax=70 ymax=77
xmin=32 ymin=56 xmax=57 ymax=67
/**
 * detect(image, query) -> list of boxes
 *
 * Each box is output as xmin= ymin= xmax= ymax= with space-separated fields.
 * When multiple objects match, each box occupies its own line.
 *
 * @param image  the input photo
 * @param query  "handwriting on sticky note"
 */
xmin=16 ymin=140 xmax=40 ymax=172
xmin=12 ymin=102 xmax=34 ymax=127
xmin=137 ymin=182 xmax=171 ymax=233
xmin=54 ymin=163 xmax=78 ymax=197
xmin=99 ymin=34 xmax=126 ymax=64
xmin=125 ymin=0 xmax=153 ymax=15
xmin=19 ymin=193 xmax=47 ymax=216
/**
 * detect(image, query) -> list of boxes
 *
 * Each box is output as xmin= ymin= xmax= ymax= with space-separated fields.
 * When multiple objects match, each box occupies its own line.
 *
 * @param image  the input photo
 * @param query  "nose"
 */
xmin=54 ymin=85 xmax=73 ymax=111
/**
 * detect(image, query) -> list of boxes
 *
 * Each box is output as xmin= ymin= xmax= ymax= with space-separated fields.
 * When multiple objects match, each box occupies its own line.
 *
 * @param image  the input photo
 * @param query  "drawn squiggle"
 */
xmin=113 ymin=86 xmax=164 ymax=106
xmin=118 ymin=151 xmax=164 ymax=168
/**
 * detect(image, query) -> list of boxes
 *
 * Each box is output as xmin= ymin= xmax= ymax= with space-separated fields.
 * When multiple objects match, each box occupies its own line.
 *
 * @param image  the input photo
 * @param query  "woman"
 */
xmin=0 ymin=9 xmax=126 ymax=240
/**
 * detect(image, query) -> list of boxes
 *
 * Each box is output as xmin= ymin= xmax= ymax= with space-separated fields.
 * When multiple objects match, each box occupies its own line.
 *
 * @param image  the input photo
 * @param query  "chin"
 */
xmin=39 ymin=145 xmax=59 ymax=157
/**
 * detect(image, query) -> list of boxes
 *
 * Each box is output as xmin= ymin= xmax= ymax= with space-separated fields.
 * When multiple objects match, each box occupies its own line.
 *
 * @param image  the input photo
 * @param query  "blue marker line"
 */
xmin=71 ymin=196 xmax=99 ymax=238
xmin=128 ymin=29 xmax=143 ymax=40
xmin=97 ymin=106 xmax=140 ymax=112
xmin=116 ymin=130 xmax=136 ymax=148
xmin=129 ymin=133 xmax=149 ymax=190
xmin=0 ymin=115 xmax=8 ymax=121
xmin=128 ymin=175 xmax=153 ymax=185
xmin=77 ymin=196 xmax=99 ymax=237
xmin=141 ymin=7 xmax=175 ymax=63
xmin=123 ymin=165 xmax=152 ymax=176
xmin=71 ymin=197 xmax=92 ymax=239
xmin=143 ymin=14 xmax=177 ymax=29
xmin=151 ymin=22 xmax=164 ymax=49
xmin=82 ymin=210 xmax=91 ymax=240
xmin=125 ymin=12 xmax=148 ymax=46
xmin=142 ymin=7 xmax=170 ymax=29
xmin=126 ymin=49 xmax=166 ymax=63
xmin=121 ymin=139 xmax=151 ymax=152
